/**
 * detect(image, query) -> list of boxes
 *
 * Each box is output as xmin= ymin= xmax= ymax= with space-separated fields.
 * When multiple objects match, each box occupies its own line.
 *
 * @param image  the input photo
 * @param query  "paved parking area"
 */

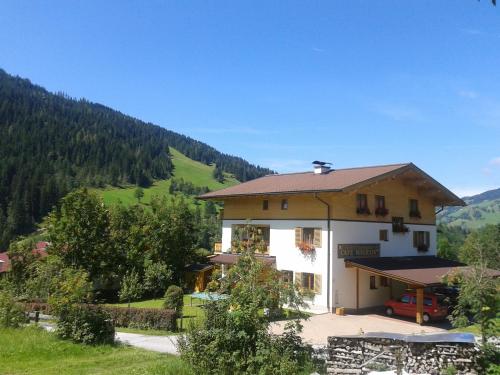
xmin=270 ymin=313 xmax=448 ymax=345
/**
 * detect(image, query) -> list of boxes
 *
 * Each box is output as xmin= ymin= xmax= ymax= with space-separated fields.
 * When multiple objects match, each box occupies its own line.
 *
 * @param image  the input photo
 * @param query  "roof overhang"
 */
xmin=345 ymin=256 xmax=472 ymax=287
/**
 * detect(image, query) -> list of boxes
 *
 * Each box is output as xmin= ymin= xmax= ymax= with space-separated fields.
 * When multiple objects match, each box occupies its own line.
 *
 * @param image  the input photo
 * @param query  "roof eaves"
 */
xmin=198 ymin=188 xmax=344 ymax=200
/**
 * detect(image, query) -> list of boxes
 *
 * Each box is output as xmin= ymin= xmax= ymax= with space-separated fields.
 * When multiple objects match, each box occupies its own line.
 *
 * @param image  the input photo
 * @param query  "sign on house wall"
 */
xmin=337 ymin=244 xmax=380 ymax=258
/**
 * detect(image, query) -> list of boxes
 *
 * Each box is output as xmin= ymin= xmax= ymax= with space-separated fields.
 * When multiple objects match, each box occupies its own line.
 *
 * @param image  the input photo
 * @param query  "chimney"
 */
xmin=312 ymin=161 xmax=332 ymax=174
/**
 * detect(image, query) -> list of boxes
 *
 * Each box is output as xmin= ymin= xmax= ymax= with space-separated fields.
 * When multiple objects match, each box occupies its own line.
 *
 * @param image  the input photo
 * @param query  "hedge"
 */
xmin=104 ymin=306 xmax=177 ymax=331
xmin=23 ymin=303 xmax=177 ymax=331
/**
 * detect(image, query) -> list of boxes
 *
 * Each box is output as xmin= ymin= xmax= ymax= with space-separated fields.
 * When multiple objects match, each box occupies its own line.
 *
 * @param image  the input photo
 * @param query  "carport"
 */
xmin=345 ymin=256 xmax=466 ymax=325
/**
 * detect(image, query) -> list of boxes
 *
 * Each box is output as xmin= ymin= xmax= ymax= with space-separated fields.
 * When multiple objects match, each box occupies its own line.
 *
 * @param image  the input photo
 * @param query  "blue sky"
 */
xmin=1 ymin=1 xmax=500 ymax=196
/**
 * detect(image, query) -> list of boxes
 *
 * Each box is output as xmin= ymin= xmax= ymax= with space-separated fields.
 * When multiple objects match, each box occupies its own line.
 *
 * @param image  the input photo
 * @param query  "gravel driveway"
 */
xmin=115 ymin=332 xmax=179 ymax=354
xmin=270 ymin=313 xmax=447 ymax=345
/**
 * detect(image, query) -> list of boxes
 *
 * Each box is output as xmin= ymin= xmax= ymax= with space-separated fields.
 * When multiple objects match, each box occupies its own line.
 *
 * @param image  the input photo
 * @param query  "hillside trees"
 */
xmin=0 ymin=69 xmax=272 ymax=248
xmin=459 ymin=224 xmax=500 ymax=270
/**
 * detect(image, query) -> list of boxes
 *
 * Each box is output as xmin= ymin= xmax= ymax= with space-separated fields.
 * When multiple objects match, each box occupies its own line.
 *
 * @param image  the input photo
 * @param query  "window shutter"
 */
xmin=314 ymin=274 xmax=322 ymax=294
xmin=425 ymin=231 xmax=430 ymax=247
xmin=295 ymin=272 xmax=302 ymax=288
xmin=313 ymin=228 xmax=322 ymax=248
xmin=413 ymin=231 xmax=418 ymax=247
xmin=295 ymin=228 xmax=302 ymax=246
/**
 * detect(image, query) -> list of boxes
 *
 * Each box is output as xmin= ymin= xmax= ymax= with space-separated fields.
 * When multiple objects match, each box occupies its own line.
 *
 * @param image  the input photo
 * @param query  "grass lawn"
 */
xmin=0 ymin=326 xmax=193 ymax=375
xmin=95 ymin=147 xmax=238 ymax=207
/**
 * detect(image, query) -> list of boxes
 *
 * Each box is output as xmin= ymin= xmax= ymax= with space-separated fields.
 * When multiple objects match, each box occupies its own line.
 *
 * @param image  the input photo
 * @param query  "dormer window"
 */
xmin=375 ymin=195 xmax=388 ymax=216
xmin=356 ymin=194 xmax=370 ymax=215
xmin=409 ymin=199 xmax=421 ymax=219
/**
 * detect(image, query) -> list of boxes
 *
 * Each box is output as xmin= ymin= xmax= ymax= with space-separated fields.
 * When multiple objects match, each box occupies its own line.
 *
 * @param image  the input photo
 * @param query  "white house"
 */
xmin=199 ymin=162 xmax=466 ymax=323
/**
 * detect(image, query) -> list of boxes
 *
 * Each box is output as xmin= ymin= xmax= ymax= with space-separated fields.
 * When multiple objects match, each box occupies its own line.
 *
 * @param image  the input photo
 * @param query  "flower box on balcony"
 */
xmin=409 ymin=210 xmax=421 ymax=219
xmin=297 ymin=241 xmax=315 ymax=254
xmin=392 ymin=224 xmax=409 ymax=233
xmin=375 ymin=207 xmax=389 ymax=217
xmin=356 ymin=207 xmax=371 ymax=215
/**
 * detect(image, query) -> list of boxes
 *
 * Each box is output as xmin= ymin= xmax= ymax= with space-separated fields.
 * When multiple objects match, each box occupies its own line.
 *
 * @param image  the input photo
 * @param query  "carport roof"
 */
xmin=345 ymin=256 xmax=475 ymax=287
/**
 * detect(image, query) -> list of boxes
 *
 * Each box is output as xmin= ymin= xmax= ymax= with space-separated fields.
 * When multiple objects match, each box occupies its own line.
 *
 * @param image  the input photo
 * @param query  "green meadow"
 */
xmin=95 ymin=147 xmax=238 ymax=207
xmin=0 ymin=326 xmax=193 ymax=375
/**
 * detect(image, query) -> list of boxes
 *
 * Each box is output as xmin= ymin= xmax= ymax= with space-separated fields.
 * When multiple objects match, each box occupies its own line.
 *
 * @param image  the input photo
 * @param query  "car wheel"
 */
xmin=385 ymin=307 xmax=394 ymax=316
xmin=423 ymin=313 xmax=431 ymax=323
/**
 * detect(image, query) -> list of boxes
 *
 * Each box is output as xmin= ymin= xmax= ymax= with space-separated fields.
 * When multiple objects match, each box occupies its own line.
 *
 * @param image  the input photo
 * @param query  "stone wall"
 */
xmin=327 ymin=333 xmax=480 ymax=374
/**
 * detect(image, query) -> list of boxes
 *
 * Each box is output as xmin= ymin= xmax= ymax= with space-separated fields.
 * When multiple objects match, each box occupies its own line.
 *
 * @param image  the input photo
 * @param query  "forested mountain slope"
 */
xmin=437 ymin=188 xmax=500 ymax=230
xmin=0 ymin=69 xmax=271 ymax=247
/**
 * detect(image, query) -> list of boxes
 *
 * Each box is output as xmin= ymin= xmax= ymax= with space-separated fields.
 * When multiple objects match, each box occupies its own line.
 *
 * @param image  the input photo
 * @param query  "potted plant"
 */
xmin=375 ymin=207 xmax=389 ymax=217
xmin=409 ymin=210 xmax=421 ymax=219
xmin=297 ymin=241 xmax=315 ymax=255
xmin=356 ymin=207 xmax=371 ymax=215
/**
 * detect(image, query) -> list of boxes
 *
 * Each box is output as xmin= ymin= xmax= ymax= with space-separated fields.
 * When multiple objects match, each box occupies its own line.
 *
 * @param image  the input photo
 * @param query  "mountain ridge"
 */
xmin=0 ymin=68 xmax=273 ymax=247
xmin=438 ymin=187 xmax=500 ymax=229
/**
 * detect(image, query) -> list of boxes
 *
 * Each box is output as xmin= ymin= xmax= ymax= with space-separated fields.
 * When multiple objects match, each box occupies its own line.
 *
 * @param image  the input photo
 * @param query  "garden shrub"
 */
xmin=104 ymin=306 xmax=177 ymax=331
xmin=163 ymin=285 xmax=184 ymax=315
xmin=0 ymin=290 xmax=25 ymax=328
xmin=55 ymin=304 xmax=115 ymax=345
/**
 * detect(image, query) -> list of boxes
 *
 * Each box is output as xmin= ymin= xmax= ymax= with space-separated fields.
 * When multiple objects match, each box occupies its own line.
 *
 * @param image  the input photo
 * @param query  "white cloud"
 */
xmin=489 ymin=157 xmax=500 ymax=166
xmin=458 ymin=90 xmax=479 ymax=99
xmin=312 ymin=47 xmax=325 ymax=53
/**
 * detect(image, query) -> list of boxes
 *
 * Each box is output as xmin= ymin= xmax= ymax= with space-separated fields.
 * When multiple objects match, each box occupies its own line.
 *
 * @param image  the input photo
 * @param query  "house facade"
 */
xmin=200 ymin=163 xmax=464 ymax=314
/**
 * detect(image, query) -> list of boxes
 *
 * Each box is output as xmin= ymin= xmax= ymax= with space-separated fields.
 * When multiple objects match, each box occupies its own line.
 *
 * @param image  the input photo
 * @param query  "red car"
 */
xmin=384 ymin=292 xmax=449 ymax=323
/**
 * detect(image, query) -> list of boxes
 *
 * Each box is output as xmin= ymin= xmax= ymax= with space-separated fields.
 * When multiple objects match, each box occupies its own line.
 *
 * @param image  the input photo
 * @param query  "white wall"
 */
xmin=222 ymin=219 xmax=436 ymax=310
xmin=222 ymin=219 xmax=329 ymax=307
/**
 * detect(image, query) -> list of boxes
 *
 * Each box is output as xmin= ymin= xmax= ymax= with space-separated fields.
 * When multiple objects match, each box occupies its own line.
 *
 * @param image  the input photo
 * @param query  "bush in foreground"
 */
xmin=163 ymin=285 xmax=184 ymax=315
xmin=0 ymin=290 xmax=25 ymax=328
xmin=56 ymin=305 xmax=115 ymax=345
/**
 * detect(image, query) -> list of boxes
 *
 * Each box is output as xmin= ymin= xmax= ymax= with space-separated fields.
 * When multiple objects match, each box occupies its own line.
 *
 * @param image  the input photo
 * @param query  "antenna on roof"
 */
xmin=312 ymin=160 xmax=331 ymax=166
xmin=312 ymin=161 xmax=332 ymax=174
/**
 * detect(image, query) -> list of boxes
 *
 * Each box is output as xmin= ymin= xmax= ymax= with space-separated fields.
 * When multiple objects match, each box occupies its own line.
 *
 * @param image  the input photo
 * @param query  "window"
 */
xmin=392 ymin=217 xmax=408 ymax=233
xmin=424 ymin=297 xmax=433 ymax=306
xmin=356 ymin=194 xmax=370 ymax=214
xmin=400 ymin=295 xmax=410 ymax=304
xmin=231 ymin=224 xmax=270 ymax=253
xmin=302 ymin=273 xmax=315 ymax=290
xmin=262 ymin=200 xmax=269 ymax=210
xmin=379 ymin=229 xmax=388 ymax=241
xmin=375 ymin=195 xmax=388 ymax=216
xmin=296 ymin=272 xmax=322 ymax=294
xmin=281 ymin=199 xmax=288 ymax=210
xmin=369 ymin=275 xmax=377 ymax=289
xmin=380 ymin=276 xmax=389 ymax=287
xmin=413 ymin=231 xmax=430 ymax=251
xmin=409 ymin=199 xmax=421 ymax=218
xmin=295 ymin=227 xmax=322 ymax=248
xmin=281 ymin=270 xmax=293 ymax=284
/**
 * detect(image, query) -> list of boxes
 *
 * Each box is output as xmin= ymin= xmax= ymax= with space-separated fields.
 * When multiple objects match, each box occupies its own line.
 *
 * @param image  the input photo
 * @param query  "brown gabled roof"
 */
xmin=199 ymin=163 xmax=465 ymax=206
